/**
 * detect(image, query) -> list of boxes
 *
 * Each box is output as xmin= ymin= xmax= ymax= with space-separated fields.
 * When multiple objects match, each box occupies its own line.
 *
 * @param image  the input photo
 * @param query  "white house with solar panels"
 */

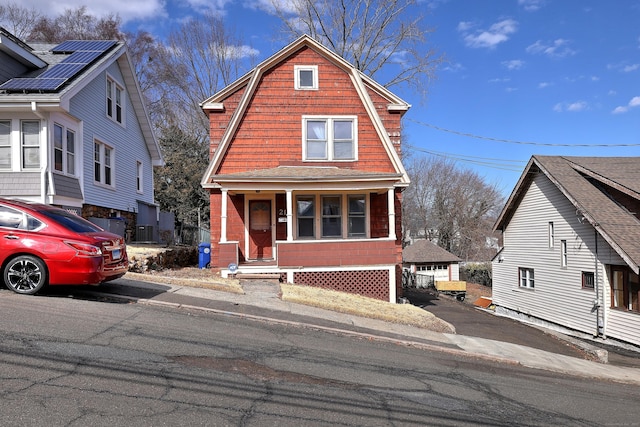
xmin=0 ymin=28 xmax=164 ymax=241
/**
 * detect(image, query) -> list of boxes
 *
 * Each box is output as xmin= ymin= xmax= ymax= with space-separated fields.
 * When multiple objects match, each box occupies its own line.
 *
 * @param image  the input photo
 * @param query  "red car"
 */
xmin=0 ymin=198 xmax=128 ymax=295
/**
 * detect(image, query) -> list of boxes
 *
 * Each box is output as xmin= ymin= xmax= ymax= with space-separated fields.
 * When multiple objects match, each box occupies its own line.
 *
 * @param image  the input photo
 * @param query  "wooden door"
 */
xmin=249 ymin=200 xmax=272 ymax=260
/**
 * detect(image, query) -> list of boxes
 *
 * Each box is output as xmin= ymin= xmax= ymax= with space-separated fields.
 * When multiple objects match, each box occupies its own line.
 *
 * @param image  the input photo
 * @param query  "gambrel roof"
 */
xmin=200 ymin=34 xmax=410 ymax=189
xmin=494 ymin=155 xmax=640 ymax=273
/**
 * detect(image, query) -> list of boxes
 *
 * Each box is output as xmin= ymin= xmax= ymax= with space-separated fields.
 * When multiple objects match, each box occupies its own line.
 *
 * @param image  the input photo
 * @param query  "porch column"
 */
xmin=220 ymin=189 xmax=228 ymax=243
xmin=387 ymin=188 xmax=396 ymax=240
xmin=286 ymin=189 xmax=293 ymax=241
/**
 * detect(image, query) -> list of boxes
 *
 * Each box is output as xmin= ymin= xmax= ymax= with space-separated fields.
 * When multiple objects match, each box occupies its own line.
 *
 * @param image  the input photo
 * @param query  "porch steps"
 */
xmin=235 ymin=273 xmax=281 ymax=280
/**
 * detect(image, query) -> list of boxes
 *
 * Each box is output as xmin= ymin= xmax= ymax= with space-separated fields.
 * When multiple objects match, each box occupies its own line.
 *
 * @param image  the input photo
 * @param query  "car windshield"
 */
xmin=39 ymin=209 xmax=103 ymax=233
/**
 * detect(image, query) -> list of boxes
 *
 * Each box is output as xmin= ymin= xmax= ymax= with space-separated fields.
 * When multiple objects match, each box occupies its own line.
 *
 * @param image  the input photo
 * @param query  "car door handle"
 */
xmin=4 ymin=235 xmax=19 ymax=240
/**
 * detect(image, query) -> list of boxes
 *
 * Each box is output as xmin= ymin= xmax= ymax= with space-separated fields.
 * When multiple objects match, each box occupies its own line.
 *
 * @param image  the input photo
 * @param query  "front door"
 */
xmin=249 ymin=200 xmax=272 ymax=260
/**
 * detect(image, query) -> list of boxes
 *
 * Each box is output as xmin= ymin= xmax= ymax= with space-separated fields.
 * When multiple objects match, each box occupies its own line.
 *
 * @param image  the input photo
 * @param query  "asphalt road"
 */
xmin=1 ymin=287 xmax=640 ymax=426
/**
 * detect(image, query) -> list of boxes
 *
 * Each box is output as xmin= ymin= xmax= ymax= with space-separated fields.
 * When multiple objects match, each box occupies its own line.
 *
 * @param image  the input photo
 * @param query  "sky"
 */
xmin=12 ymin=0 xmax=640 ymax=196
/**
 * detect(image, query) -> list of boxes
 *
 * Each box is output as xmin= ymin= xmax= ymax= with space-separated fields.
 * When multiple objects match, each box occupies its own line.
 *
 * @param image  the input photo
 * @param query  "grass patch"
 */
xmin=280 ymin=283 xmax=454 ymax=333
xmin=124 ymin=271 xmax=244 ymax=294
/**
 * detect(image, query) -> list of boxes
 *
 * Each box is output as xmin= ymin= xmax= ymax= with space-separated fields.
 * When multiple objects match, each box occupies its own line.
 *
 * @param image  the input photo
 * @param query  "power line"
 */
xmin=405 ymin=144 xmax=526 ymax=172
xmin=407 ymin=118 xmax=640 ymax=147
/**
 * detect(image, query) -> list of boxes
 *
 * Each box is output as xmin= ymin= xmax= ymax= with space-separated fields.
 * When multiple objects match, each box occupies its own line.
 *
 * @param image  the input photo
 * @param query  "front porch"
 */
xmin=218 ymin=238 xmax=399 ymax=302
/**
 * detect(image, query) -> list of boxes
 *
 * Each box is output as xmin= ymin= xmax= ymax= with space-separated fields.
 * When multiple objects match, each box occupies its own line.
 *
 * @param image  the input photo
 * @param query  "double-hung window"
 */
xmin=21 ymin=120 xmax=40 ymax=169
xmin=296 ymin=196 xmax=315 ymax=238
xmin=0 ymin=120 xmax=10 ymax=169
xmin=53 ymin=123 xmax=76 ymax=175
xmin=106 ymin=76 xmax=124 ymax=124
xmin=519 ymin=268 xmax=535 ymax=289
xmin=348 ymin=195 xmax=366 ymax=237
xmin=94 ymin=140 xmax=114 ymax=187
xmin=303 ymin=116 xmax=356 ymax=161
xmin=297 ymin=195 xmax=368 ymax=239
xmin=321 ymin=196 xmax=342 ymax=237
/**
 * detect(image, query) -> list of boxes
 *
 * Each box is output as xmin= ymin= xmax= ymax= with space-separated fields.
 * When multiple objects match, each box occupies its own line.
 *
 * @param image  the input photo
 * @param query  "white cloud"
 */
xmin=526 ymin=39 xmax=576 ymax=58
xmin=502 ymin=59 xmax=524 ymax=70
xmin=622 ymin=64 xmax=640 ymax=72
xmin=518 ymin=0 xmax=545 ymax=11
xmin=611 ymin=96 xmax=640 ymax=114
xmin=554 ymin=101 xmax=588 ymax=112
xmin=538 ymin=82 xmax=551 ymax=89
xmin=459 ymin=19 xmax=518 ymax=49
xmin=16 ymin=0 xmax=169 ymax=24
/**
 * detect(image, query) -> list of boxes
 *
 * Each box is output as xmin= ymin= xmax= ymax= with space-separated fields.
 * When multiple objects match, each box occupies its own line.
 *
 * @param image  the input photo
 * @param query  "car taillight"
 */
xmin=64 ymin=241 xmax=103 ymax=256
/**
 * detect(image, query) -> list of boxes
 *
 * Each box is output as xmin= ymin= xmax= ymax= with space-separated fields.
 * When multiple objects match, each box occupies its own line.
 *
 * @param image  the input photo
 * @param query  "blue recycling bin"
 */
xmin=198 ymin=243 xmax=211 ymax=269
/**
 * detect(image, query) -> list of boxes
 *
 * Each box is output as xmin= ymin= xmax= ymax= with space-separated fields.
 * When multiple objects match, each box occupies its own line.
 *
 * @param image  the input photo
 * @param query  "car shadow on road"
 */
xmin=40 ymin=280 xmax=172 ymax=303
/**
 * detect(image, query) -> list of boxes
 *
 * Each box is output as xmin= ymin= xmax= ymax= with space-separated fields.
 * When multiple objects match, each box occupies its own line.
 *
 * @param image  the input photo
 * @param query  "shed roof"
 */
xmin=403 ymin=239 xmax=461 ymax=264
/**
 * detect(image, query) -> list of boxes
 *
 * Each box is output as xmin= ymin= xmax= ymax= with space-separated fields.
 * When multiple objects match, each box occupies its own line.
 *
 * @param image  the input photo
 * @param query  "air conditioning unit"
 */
xmin=136 ymin=225 xmax=155 ymax=242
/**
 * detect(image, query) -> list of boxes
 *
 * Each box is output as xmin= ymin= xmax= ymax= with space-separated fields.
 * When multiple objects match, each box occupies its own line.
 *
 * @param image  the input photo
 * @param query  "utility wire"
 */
xmin=405 ymin=144 xmax=526 ymax=172
xmin=408 ymin=118 xmax=640 ymax=147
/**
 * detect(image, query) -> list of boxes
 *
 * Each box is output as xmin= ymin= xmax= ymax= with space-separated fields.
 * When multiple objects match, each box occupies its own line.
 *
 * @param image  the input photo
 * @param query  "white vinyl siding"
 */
xmin=492 ymin=173 xmax=616 ymax=338
xmin=67 ymin=62 xmax=156 ymax=211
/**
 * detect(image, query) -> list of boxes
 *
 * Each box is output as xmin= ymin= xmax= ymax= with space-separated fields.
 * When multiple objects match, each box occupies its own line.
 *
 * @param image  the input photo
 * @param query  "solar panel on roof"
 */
xmin=52 ymin=40 xmax=117 ymax=53
xmin=61 ymin=50 xmax=103 ymax=64
xmin=39 ymin=63 xmax=86 ymax=79
xmin=0 ymin=78 xmax=66 ymax=91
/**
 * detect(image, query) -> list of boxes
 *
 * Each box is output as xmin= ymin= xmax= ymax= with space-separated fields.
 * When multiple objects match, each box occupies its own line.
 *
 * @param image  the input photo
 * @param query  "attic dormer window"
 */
xmin=295 ymin=65 xmax=318 ymax=90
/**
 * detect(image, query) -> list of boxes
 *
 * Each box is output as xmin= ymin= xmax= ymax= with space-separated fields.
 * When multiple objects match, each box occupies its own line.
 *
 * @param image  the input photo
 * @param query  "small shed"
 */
xmin=403 ymin=239 xmax=462 ymax=286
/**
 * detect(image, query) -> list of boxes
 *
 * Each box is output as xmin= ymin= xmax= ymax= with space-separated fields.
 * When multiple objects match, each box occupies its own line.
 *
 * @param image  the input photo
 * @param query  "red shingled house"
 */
xmin=200 ymin=35 xmax=410 ymax=302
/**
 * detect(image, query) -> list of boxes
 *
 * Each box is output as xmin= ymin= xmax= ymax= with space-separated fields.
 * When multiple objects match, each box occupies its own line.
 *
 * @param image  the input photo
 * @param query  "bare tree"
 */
xmin=29 ymin=6 xmax=123 ymax=42
xmin=0 ymin=2 xmax=41 ymax=40
xmin=270 ymin=0 xmax=442 ymax=97
xmin=403 ymin=156 xmax=503 ymax=261
xmin=149 ymin=13 xmax=257 ymax=135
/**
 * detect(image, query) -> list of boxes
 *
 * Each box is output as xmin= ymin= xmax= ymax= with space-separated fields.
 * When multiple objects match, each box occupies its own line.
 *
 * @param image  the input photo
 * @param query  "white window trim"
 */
xmin=560 ymin=239 xmax=568 ymax=267
xmin=302 ymin=115 xmax=358 ymax=162
xmin=94 ymin=139 xmax=115 ymax=189
xmin=136 ymin=160 xmax=143 ymax=194
xmin=295 ymin=193 xmax=369 ymax=240
xmin=0 ymin=119 xmax=11 ymax=170
xmin=548 ymin=221 xmax=554 ymax=248
xmin=52 ymin=122 xmax=77 ymax=177
xmin=294 ymin=65 xmax=318 ymax=90
xmin=20 ymin=119 xmax=41 ymax=170
xmin=106 ymin=73 xmax=125 ymax=126
xmin=519 ymin=267 xmax=535 ymax=289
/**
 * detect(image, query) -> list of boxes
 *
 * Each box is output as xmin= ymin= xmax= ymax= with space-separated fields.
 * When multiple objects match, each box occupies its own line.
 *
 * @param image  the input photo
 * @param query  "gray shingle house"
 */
xmin=0 ymin=28 xmax=163 ymax=240
xmin=493 ymin=155 xmax=640 ymax=347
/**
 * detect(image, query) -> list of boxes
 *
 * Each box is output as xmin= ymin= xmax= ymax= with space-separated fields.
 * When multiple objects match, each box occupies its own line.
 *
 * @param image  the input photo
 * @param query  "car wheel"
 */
xmin=3 ymin=255 xmax=48 ymax=295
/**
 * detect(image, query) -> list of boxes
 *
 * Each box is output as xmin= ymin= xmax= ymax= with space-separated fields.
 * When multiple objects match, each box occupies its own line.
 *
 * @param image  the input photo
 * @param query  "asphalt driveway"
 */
xmin=404 ymin=288 xmax=640 ymax=367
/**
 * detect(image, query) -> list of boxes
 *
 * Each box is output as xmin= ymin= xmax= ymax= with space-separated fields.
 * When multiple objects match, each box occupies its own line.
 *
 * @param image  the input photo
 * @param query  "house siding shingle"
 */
xmin=214 ymin=47 xmax=397 ymax=175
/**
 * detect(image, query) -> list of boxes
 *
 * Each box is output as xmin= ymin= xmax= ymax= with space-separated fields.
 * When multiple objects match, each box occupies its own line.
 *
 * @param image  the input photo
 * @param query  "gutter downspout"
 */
xmin=594 ymin=229 xmax=605 ymax=339
xmin=31 ymin=102 xmax=52 ymax=203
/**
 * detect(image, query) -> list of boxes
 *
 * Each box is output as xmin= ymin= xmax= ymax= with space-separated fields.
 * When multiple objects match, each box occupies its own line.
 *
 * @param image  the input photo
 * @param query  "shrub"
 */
xmin=460 ymin=262 xmax=492 ymax=287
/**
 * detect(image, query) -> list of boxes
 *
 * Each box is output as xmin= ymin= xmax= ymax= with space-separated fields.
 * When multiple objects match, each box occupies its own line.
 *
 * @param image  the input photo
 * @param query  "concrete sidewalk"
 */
xmin=101 ymin=277 xmax=640 ymax=386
